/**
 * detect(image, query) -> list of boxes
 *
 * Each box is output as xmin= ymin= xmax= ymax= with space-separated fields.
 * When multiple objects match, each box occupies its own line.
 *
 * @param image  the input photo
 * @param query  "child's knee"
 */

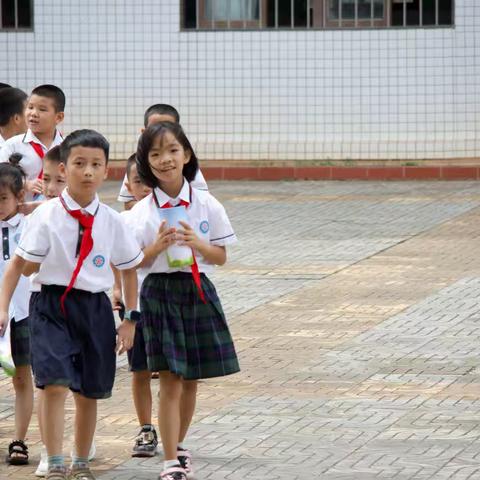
xmin=182 ymin=380 xmax=198 ymax=394
xmin=12 ymin=366 xmax=32 ymax=391
xmin=43 ymin=384 xmax=69 ymax=399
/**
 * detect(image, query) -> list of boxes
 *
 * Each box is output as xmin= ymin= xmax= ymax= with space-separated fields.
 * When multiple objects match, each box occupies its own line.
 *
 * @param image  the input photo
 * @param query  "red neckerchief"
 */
xmin=153 ymin=185 xmax=206 ymax=303
xmin=29 ymin=142 xmax=45 ymax=179
xmin=58 ymin=194 xmax=96 ymax=315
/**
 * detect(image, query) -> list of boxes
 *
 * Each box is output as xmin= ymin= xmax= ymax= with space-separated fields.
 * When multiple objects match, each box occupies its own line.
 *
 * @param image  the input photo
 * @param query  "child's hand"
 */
xmin=0 ymin=311 xmax=8 ymax=337
xmin=116 ymin=320 xmax=135 ymax=355
xmin=154 ymin=220 xmax=177 ymax=254
xmin=177 ymin=221 xmax=203 ymax=250
xmin=26 ymin=179 xmax=43 ymax=195
xmin=112 ymin=287 xmax=123 ymax=311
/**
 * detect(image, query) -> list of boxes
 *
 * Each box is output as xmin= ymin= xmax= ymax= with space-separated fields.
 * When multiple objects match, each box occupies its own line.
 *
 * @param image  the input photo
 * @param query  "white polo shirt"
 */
xmin=0 ymin=213 xmax=30 ymax=322
xmin=0 ymin=134 xmax=5 ymax=149
xmin=16 ymin=190 xmax=144 ymax=293
xmin=0 ymin=129 xmax=63 ymax=181
xmin=117 ymin=169 xmax=208 ymax=203
xmin=129 ymin=180 xmax=236 ymax=275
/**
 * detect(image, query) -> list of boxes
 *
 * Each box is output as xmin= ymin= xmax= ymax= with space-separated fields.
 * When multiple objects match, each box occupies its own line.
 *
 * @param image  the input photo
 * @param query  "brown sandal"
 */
xmin=6 ymin=439 xmax=29 ymax=465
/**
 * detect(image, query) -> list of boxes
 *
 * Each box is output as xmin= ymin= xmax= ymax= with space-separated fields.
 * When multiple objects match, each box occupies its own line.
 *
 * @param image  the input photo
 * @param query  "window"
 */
xmin=0 ymin=0 xmax=33 ymax=30
xmin=181 ymin=0 xmax=454 ymax=29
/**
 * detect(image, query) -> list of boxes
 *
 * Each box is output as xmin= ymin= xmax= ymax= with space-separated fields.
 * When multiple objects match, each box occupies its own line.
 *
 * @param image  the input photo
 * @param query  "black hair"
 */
xmin=60 ymin=129 xmax=109 ymax=164
xmin=126 ymin=153 xmax=138 ymax=179
xmin=0 ymin=83 xmax=11 ymax=89
xmin=0 ymin=88 xmax=28 ymax=126
xmin=143 ymin=104 xmax=180 ymax=127
xmin=0 ymin=154 xmax=26 ymax=196
xmin=44 ymin=145 xmax=62 ymax=164
xmin=30 ymin=84 xmax=66 ymax=112
xmin=136 ymin=122 xmax=199 ymax=188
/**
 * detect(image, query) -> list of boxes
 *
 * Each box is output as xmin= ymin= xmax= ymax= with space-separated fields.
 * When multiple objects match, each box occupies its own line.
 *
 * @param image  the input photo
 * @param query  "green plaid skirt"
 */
xmin=140 ymin=272 xmax=240 ymax=380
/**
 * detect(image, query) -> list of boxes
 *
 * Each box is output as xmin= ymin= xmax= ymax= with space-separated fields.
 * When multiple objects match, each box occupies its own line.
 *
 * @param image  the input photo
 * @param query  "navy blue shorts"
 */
xmin=127 ymin=321 xmax=148 ymax=372
xmin=10 ymin=316 xmax=31 ymax=367
xmin=29 ymin=285 xmax=117 ymax=399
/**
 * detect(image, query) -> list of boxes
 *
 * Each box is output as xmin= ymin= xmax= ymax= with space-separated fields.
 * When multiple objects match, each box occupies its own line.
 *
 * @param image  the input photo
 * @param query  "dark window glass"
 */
xmin=183 ymin=0 xmax=196 ymax=28
xmin=422 ymin=0 xmax=436 ymax=25
xmin=267 ymin=0 xmax=275 ymax=26
xmin=406 ymin=0 xmax=420 ymax=26
xmin=17 ymin=0 xmax=32 ymax=28
xmin=438 ymin=0 xmax=452 ymax=25
xmin=278 ymin=0 xmax=292 ymax=26
xmin=294 ymin=0 xmax=307 ymax=27
xmin=1 ymin=0 xmax=16 ymax=28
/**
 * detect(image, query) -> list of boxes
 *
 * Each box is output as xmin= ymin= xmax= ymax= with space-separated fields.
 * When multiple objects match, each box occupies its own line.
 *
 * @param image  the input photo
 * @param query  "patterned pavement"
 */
xmin=1 ymin=180 xmax=480 ymax=480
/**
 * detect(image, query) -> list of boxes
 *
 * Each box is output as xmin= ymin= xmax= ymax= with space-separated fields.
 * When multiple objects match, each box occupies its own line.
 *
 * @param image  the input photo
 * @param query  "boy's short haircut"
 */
xmin=44 ymin=145 xmax=62 ymax=164
xmin=0 ymin=83 xmax=12 ymax=89
xmin=125 ymin=153 xmax=137 ymax=180
xmin=0 ymin=88 xmax=28 ymax=126
xmin=31 ymin=84 xmax=66 ymax=112
xmin=60 ymin=129 xmax=109 ymax=164
xmin=143 ymin=104 xmax=180 ymax=127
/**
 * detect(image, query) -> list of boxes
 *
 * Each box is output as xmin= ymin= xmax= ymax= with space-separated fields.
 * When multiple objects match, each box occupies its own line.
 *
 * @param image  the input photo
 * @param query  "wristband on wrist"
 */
xmin=124 ymin=309 xmax=141 ymax=323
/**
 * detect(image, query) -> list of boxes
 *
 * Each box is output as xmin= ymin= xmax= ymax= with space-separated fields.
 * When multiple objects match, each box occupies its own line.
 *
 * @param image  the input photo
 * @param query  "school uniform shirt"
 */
xmin=129 ymin=179 xmax=237 ymax=275
xmin=117 ymin=169 xmax=209 ymax=203
xmin=0 ymin=213 xmax=30 ymax=322
xmin=0 ymin=133 xmax=5 ymax=149
xmin=16 ymin=189 xmax=144 ymax=293
xmin=120 ymin=209 xmax=148 ymax=292
xmin=0 ymin=129 xmax=63 ymax=181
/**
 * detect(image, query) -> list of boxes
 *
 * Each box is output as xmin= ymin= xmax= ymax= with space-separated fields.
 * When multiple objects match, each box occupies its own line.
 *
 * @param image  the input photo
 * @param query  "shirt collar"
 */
xmin=23 ymin=129 xmax=63 ymax=149
xmin=61 ymin=188 xmax=99 ymax=216
xmin=153 ymin=179 xmax=190 ymax=207
xmin=1 ymin=213 xmax=22 ymax=229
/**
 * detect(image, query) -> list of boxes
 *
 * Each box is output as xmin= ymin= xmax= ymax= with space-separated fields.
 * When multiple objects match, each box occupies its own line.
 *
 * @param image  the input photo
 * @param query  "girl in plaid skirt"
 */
xmin=130 ymin=122 xmax=240 ymax=480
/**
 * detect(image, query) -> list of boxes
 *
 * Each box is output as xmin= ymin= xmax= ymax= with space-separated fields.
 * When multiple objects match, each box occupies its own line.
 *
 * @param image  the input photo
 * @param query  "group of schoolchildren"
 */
xmin=0 ymin=83 xmax=240 ymax=480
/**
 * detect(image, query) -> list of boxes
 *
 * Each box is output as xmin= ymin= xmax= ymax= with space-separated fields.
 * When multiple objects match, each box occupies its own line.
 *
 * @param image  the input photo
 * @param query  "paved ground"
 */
xmin=1 ymin=180 xmax=480 ymax=480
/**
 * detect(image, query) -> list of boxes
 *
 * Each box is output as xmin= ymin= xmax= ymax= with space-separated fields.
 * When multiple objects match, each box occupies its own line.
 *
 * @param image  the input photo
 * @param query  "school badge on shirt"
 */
xmin=200 ymin=220 xmax=209 ymax=234
xmin=93 ymin=255 xmax=105 ymax=268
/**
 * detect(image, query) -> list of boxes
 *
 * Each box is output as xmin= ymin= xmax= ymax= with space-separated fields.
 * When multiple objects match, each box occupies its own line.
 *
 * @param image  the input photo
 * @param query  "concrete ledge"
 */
xmin=107 ymin=164 xmax=480 ymax=181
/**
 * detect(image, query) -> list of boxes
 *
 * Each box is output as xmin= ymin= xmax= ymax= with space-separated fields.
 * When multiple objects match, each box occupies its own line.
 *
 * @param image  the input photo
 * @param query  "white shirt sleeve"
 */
xmin=207 ymin=196 xmax=237 ymax=246
xmin=15 ymin=209 xmax=50 ymax=262
xmin=0 ymin=140 xmax=14 ymax=163
xmin=191 ymin=169 xmax=208 ymax=191
xmin=110 ymin=213 xmax=144 ymax=270
xmin=117 ymin=174 xmax=135 ymax=203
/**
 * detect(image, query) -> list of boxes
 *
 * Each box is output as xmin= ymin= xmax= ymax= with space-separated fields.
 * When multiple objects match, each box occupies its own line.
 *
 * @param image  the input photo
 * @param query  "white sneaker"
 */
xmin=34 ymin=447 xmax=48 ymax=477
xmin=70 ymin=440 xmax=96 ymax=461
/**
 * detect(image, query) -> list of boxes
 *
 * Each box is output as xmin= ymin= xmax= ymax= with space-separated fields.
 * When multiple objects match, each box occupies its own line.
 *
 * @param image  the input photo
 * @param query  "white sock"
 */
xmin=177 ymin=442 xmax=186 ymax=450
xmin=164 ymin=459 xmax=181 ymax=470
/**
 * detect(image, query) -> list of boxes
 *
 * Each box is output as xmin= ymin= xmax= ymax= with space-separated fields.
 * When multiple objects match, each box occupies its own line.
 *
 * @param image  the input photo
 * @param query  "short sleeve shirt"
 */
xmin=0 ymin=129 xmax=63 ymax=180
xmin=129 ymin=180 xmax=236 ymax=274
xmin=16 ymin=190 xmax=144 ymax=293
xmin=0 ymin=214 xmax=30 ymax=322
xmin=117 ymin=168 xmax=209 ymax=203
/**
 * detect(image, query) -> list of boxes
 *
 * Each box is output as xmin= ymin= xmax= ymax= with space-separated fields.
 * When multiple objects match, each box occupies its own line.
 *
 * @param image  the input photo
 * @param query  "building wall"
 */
xmin=1 ymin=0 xmax=479 ymax=160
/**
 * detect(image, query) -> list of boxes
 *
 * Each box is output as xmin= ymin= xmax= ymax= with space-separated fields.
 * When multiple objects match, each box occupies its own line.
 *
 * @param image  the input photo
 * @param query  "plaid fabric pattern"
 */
xmin=10 ymin=316 xmax=31 ymax=367
xmin=140 ymin=272 xmax=240 ymax=380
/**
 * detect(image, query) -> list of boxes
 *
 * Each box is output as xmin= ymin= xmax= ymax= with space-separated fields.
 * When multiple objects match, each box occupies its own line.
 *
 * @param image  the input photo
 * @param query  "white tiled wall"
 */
xmin=1 ymin=0 xmax=479 ymax=160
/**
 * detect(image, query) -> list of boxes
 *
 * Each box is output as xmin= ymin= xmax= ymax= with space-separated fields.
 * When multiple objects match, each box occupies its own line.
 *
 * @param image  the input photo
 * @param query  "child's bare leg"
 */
xmin=12 ymin=365 xmax=34 ymax=441
xmin=43 ymin=385 xmax=68 ymax=456
xmin=132 ymin=370 xmax=153 ymax=425
xmin=179 ymin=380 xmax=197 ymax=444
xmin=37 ymin=389 xmax=45 ymax=442
xmin=158 ymin=372 xmax=183 ymax=460
xmin=73 ymin=393 xmax=97 ymax=459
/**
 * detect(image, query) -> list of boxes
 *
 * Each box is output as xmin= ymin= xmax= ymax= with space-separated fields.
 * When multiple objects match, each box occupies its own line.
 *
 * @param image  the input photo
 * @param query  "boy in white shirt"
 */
xmin=0 ymin=84 xmax=65 ymax=200
xmin=118 ymin=104 xmax=207 ymax=210
xmin=0 ymin=87 xmax=27 ymax=148
xmin=0 ymin=129 xmax=144 ymax=480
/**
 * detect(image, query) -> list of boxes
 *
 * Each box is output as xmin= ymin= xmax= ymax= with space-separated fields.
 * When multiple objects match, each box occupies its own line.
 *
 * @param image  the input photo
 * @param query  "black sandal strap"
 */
xmin=8 ymin=439 xmax=29 ymax=454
